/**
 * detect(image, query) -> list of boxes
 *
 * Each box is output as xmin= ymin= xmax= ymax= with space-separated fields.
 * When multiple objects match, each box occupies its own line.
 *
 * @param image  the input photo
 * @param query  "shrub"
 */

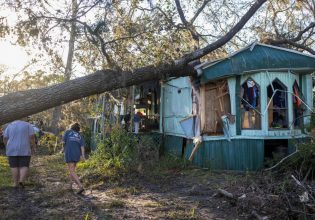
xmin=81 ymin=126 xmax=92 ymax=153
xmin=78 ymin=126 xmax=138 ymax=184
xmin=278 ymin=140 xmax=315 ymax=180
xmin=39 ymin=132 xmax=59 ymax=153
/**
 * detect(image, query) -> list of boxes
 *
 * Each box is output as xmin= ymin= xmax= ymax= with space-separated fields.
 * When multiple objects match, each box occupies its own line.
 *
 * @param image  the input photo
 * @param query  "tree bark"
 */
xmin=0 ymin=64 xmax=194 ymax=125
xmin=0 ymin=0 xmax=267 ymax=125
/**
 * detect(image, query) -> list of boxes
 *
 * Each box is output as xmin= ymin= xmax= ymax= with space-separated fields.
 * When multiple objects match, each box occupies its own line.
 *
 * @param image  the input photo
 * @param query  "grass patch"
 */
xmin=167 ymin=208 xmax=197 ymax=220
xmin=143 ymin=201 xmax=163 ymax=208
xmin=108 ymin=200 xmax=126 ymax=208
xmin=109 ymin=186 xmax=140 ymax=198
xmin=0 ymin=155 xmax=12 ymax=187
xmin=149 ymin=153 xmax=189 ymax=176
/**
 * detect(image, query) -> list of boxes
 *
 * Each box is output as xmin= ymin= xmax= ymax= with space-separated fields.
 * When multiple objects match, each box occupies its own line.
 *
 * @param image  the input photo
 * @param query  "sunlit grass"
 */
xmin=0 ymin=155 xmax=12 ymax=187
xmin=143 ymin=201 xmax=163 ymax=208
xmin=108 ymin=199 xmax=125 ymax=208
xmin=167 ymin=208 xmax=197 ymax=220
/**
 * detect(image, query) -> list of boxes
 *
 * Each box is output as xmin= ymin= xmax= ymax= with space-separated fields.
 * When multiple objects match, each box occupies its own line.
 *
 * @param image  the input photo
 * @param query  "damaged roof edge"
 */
xmin=197 ymin=42 xmax=315 ymax=71
xmin=196 ymin=42 xmax=315 ymax=82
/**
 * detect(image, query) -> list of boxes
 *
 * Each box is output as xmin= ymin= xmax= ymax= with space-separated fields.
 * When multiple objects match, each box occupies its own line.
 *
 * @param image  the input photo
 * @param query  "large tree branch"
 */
xmin=293 ymin=22 xmax=315 ymax=42
xmin=190 ymin=0 xmax=212 ymax=24
xmin=175 ymin=0 xmax=189 ymax=26
xmin=76 ymin=19 xmax=117 ymax=69
xmin=268 ymin=39 xmax=315 ymax=55
xmin=264 ymin=22 xmax=315 ymax=55
xmin=176 ymin=0 xmax=267 ymax=66
xmin=175 ymin=0 xmax=200 ymax=42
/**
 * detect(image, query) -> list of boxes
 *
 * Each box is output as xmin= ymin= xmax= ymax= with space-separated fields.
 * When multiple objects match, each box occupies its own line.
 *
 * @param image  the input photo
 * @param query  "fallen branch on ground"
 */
xmin=251 ymin=210 xmax=267 ymax=220
xmin=263 ymin=149 xmax=299 ymax=171
xmin=218 ymin=188 xmax=234 ymax=199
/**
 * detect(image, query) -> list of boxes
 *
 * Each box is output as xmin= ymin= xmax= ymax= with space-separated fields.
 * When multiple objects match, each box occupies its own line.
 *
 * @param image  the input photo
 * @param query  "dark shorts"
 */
xmin=8 ymin=156 xmax=31 ymax=168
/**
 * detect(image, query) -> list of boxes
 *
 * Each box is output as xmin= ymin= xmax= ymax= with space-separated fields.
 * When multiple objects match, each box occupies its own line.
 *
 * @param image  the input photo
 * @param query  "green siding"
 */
xmin=163 ymin=135 xmax=183 ymax=156
xmin=164 ymin=135 xmax=312 ymax=171
xmin=185 ymin=139 xmax=264 ymax=171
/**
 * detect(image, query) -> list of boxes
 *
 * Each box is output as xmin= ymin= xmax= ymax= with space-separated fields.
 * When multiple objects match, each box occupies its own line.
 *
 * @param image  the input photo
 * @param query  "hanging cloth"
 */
xmin=244 ymin=80 xmax=258 ymax=109
xmin=293 ymin=81 xmax=302 ymax=108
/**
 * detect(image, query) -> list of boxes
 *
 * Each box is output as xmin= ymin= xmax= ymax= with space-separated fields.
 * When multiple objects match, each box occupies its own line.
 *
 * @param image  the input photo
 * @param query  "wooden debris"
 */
xmin=218 ymin=188 xmax=234 ymax=199
xmin=251 ymin=210 xmax=267 ymax=220
xmin=189 ymin=141 xmax=202 ymax=161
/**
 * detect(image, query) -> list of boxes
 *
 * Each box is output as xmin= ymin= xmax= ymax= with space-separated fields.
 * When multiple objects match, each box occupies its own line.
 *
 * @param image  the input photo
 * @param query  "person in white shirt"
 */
xmin=3 ymin=119 xmax=36 ymax=188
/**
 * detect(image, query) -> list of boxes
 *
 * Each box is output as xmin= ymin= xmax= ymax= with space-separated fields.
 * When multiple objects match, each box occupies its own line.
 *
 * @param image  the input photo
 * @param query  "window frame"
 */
xmin=240 ymin=77 xmax=261 ymax=130
xmin=267 ymin=78 xmax=289 ymax=130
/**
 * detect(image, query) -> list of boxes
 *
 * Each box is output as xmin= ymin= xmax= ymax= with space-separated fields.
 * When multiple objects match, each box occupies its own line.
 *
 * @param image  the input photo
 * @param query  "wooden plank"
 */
xmin=202 ymin=79 xmax=231 ymax=135
xmin=215 ymin=91 xmax=229 ymax=99
xmin=188 ymin=141 xmax=202 ymax=161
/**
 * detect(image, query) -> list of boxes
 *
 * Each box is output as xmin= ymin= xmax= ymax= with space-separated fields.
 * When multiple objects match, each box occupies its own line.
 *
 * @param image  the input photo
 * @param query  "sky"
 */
xmin=0 ymin=6 xmax=31 ymax=78
xmin=0 ymin=41 xmax=29 ymax=75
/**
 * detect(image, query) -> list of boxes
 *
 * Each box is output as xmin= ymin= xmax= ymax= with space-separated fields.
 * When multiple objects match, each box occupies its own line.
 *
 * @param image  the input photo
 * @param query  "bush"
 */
xmin=78 ymin=126 xmax=138 ymax=184
xmin=81 ymin=126 xmax=92 ymax=153
xmin=78 ymin=126 xmax=176 ymax=185
xmin=39 ymin=132 xmax=59 ymax=153
xmin=278 ymin=140 xmax=315 ymax=180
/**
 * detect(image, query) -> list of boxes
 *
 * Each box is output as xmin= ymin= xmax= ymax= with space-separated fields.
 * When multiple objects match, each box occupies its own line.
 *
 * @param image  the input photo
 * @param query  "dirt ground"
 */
xmin=0 ymin=147 xmax=313 ymax=220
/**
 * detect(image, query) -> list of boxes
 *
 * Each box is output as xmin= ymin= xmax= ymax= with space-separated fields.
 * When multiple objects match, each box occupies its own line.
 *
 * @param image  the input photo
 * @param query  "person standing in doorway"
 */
xmin=63 ymin=122 xmax=85 ymax=194
xmin=3 ymin=118 xmax=36 ymax=188
xmin=134 ymin=111 xmax=142 ymax=134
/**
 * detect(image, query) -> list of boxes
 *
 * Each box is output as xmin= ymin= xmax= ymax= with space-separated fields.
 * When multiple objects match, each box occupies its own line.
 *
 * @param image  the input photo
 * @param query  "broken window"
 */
xmin=292 ymin=80 xmax=304 ymax=128
xmin=134 ymin=81 xmax=160 ymax=131
xmin=241 ymin=78 xmax=261 ymax=129
xmin=201 ymin=80 xmax=231 ymax=135
xmin=267 ymin=79 xmax=288 ymax=129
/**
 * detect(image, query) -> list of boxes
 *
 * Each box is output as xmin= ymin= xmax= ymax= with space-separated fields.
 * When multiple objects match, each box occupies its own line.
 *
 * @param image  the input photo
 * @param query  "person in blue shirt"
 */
xmin=63 ymin=122 xmax=85 ymax=194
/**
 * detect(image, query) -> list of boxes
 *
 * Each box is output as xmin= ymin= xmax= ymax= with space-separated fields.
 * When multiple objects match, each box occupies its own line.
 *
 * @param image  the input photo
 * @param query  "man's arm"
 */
xmin=61 ymin=131 xmax=69 ymax=153
xmin=3 ymin=137 xmax=8 ymax=146
xmin=30 ymin=134 xmax=36 ymax=153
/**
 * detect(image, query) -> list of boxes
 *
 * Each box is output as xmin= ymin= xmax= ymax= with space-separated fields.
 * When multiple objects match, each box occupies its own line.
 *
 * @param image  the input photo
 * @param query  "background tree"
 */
xmin=257 ymin=0 xmax=315 ymax=54
xmin=51 ymin=0 xmax=78 ymax=134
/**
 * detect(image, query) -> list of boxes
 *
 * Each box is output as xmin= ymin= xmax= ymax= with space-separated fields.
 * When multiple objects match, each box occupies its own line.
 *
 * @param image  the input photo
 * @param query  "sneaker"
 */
xmin=19 ymin=182 xmax=25 ymax=189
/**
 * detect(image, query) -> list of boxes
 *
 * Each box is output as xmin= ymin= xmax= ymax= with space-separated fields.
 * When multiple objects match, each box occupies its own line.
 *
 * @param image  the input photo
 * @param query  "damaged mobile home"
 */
xmin=161 ymin=42 xmax=315 ymax=171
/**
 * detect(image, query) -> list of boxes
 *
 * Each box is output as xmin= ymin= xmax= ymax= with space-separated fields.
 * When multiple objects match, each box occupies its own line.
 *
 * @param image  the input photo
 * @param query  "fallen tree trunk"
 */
xmin=0 ymin=63 xmax=194 ymax=125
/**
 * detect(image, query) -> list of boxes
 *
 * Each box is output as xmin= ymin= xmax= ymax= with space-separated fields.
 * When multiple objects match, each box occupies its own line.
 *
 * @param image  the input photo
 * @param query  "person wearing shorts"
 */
xmin=3 ymin=119 xmax=36 ymax=188
xmin=63 ymin=122 xmax=86 ymax=194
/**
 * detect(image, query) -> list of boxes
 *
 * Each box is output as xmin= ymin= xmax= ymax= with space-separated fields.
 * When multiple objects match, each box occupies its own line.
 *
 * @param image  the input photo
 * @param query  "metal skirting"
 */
xmin=163 ymin=135 xmax=264 ymax=171
xmin=163 ymin=135 xmax=311 ymax=171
